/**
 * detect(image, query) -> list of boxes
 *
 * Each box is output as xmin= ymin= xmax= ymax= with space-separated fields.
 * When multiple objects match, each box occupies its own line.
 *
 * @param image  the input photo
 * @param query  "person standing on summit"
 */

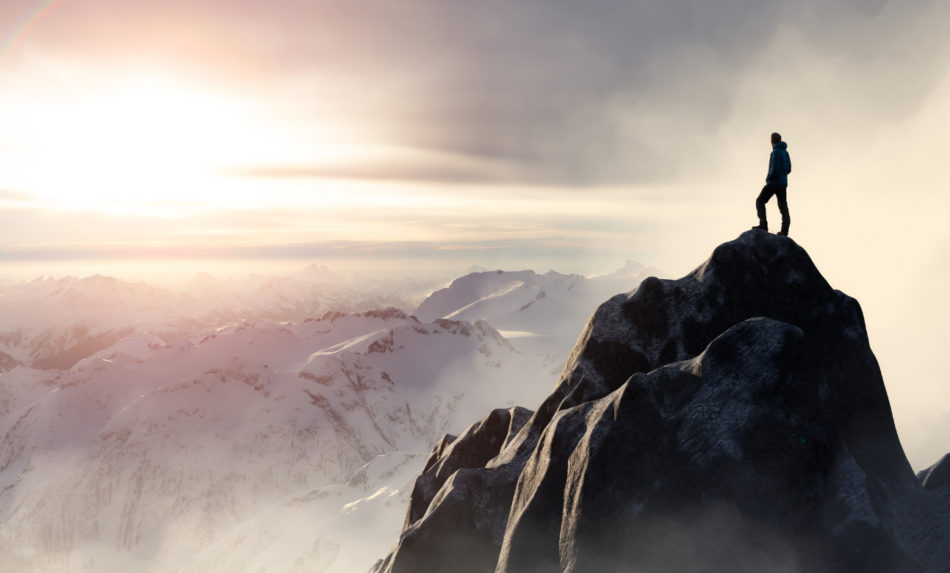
xmin=752 ymin=132 xmax=792 ymax=236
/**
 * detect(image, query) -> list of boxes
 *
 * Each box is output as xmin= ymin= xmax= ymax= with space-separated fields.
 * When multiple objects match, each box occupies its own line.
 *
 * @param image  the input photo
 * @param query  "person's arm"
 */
xmin=767 ymin=150 xmax=777 ymax=181
xmin=786 ymin=151 xmax=792 ymax=175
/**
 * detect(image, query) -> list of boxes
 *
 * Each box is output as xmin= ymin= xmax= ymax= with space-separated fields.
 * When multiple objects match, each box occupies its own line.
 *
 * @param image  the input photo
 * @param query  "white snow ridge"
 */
xmin=0 ymin=263 xmax=659 ymax=573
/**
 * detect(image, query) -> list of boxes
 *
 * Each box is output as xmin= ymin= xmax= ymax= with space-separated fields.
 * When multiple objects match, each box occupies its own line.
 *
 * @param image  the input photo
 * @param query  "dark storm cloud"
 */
xmin=11 ymin=0 xmax=950 ymax=184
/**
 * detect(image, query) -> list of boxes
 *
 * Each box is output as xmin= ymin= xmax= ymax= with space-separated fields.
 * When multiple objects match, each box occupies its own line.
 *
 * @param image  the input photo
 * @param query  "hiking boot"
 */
xmin=776 ymin=230 xmax=788 ymax=236
xmin=751 ymin=223 xmax=768 ymax=232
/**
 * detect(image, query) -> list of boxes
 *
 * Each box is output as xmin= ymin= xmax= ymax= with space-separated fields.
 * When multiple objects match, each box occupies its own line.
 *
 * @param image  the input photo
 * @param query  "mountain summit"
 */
xmin=374 ymin=230 xmax=950 ymax=573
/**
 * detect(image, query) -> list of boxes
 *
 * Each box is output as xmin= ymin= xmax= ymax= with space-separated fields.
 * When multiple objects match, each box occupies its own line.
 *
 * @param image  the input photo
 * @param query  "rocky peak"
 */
xmin=374 ymin=231 xmax=950 ymax=573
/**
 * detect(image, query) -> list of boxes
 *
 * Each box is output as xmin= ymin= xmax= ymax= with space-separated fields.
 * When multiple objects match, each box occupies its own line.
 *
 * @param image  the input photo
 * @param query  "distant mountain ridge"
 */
xmin=0 ymin=261 xmax=660 ymax=374
xmin=0 ymin=270 xmax=423 ymax=372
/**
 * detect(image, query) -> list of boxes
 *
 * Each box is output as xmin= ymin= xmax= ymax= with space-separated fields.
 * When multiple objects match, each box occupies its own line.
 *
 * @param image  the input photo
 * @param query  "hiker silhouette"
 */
xmin=752 ymin=132 xmax=792 ymax=236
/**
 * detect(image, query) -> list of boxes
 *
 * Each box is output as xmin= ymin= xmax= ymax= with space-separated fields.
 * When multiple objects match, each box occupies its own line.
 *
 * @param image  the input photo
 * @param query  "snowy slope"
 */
xmin=0 ymin=309 xmax=551 ymax=573
xmin=0 ymin=272 xmax=409 ymax=373
xmin=412 ymin=270 xmax=537 ymax=323
xmin=0 ymin=275 xmax=189 ymax=371
xmin=0 ymin=260 xmax=660 ymax=572
xmin=178 ymin=451 xmax=423 ymax=573
xmin=0 ymin=261 xmax=652 ymax=375
xmin=412 ymin=263 xmax=665 ymax=375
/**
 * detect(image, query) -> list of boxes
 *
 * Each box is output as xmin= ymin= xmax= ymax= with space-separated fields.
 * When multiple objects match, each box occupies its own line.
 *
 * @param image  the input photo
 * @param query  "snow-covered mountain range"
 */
xmin=0 ymin=261 xmax=661 ymax=573
xmin=0 ymin=268 xmax=452 ymax=373
xmin=414 ymin=261 xmax=664 ymax=373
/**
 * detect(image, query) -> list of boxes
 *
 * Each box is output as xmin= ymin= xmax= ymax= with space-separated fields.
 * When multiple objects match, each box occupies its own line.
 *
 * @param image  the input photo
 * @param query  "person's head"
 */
xmin=771 ymin=132 xmax=782 ymax=146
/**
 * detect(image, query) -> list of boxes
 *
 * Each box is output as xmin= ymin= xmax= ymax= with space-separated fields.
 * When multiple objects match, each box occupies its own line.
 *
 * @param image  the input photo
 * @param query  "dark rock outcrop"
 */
xmin=374 ymin=231 xmax=950 ymax=573
xmin=918 ymin=454 xmax=950 ymax=491
xmin=374 ymin=406 xmax=534 ymax=573
xmin=404 ymin=406 xmax=534 ymax=529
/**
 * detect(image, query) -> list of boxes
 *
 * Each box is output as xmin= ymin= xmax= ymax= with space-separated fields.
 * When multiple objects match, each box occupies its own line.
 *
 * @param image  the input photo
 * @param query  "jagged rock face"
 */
xmin=498 ymin=318 xmax=917 ymax=573
xmin=374 ymin=407 xmax=536 ymax=573
xmin=405 ymin=406 xmax=534 ymax=529
xmin=377 ymin=231 xmax=950 ymax=573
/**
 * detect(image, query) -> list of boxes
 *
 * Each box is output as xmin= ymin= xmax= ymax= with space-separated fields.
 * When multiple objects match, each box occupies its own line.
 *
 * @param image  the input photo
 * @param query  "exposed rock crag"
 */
xmin=374 ymin=231 xmax=950 ymax=573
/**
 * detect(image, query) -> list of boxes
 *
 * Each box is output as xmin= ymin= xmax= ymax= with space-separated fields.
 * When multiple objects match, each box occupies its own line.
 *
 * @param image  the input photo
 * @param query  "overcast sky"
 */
xmin=1 ymin=0 xmax=950 ymax=469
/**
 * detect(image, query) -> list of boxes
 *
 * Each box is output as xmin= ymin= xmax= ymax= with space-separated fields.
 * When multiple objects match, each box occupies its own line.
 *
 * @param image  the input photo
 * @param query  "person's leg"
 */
xmin=776 ymin=188 xmax=790 ymax=235
xmin=754 ymin=185 xmax=775 ymax=230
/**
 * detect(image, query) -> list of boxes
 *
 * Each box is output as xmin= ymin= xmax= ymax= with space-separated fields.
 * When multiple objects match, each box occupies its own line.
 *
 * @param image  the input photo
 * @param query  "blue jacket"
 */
xmin=766 ymin=141 xmax=792 ymax=187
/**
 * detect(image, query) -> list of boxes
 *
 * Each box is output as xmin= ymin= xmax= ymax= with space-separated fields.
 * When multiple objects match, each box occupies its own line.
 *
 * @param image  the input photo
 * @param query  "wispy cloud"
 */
xmin=5 ymin=0 xmax=949 ymax=189
xmin=437 ymin=245 xmax=508 ymax=251
xmin=227 ymin=161 xmax=507 ymax=184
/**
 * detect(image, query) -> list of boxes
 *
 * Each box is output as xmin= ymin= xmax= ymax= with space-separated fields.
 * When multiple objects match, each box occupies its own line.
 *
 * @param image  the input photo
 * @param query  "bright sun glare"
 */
xmin=0 ymin=79 xmax=306 ymax=212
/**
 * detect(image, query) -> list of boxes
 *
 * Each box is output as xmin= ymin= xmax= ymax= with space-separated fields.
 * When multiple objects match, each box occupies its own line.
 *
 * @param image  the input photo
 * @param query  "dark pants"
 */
xmin=756 ymin=184 xmax=790 ymax=233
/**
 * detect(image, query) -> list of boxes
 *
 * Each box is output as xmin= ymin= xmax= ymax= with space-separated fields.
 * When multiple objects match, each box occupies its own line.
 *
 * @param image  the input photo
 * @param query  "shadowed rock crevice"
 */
xmin=917 ymin=454 xmax=950 ymax=491
xmin=374 ymin=231 xmax=950 ymax=573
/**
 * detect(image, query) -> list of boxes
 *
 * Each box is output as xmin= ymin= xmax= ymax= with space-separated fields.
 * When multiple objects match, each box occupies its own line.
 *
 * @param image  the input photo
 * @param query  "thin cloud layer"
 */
xmin=3 ymin=0 xmax=948 ymax=185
